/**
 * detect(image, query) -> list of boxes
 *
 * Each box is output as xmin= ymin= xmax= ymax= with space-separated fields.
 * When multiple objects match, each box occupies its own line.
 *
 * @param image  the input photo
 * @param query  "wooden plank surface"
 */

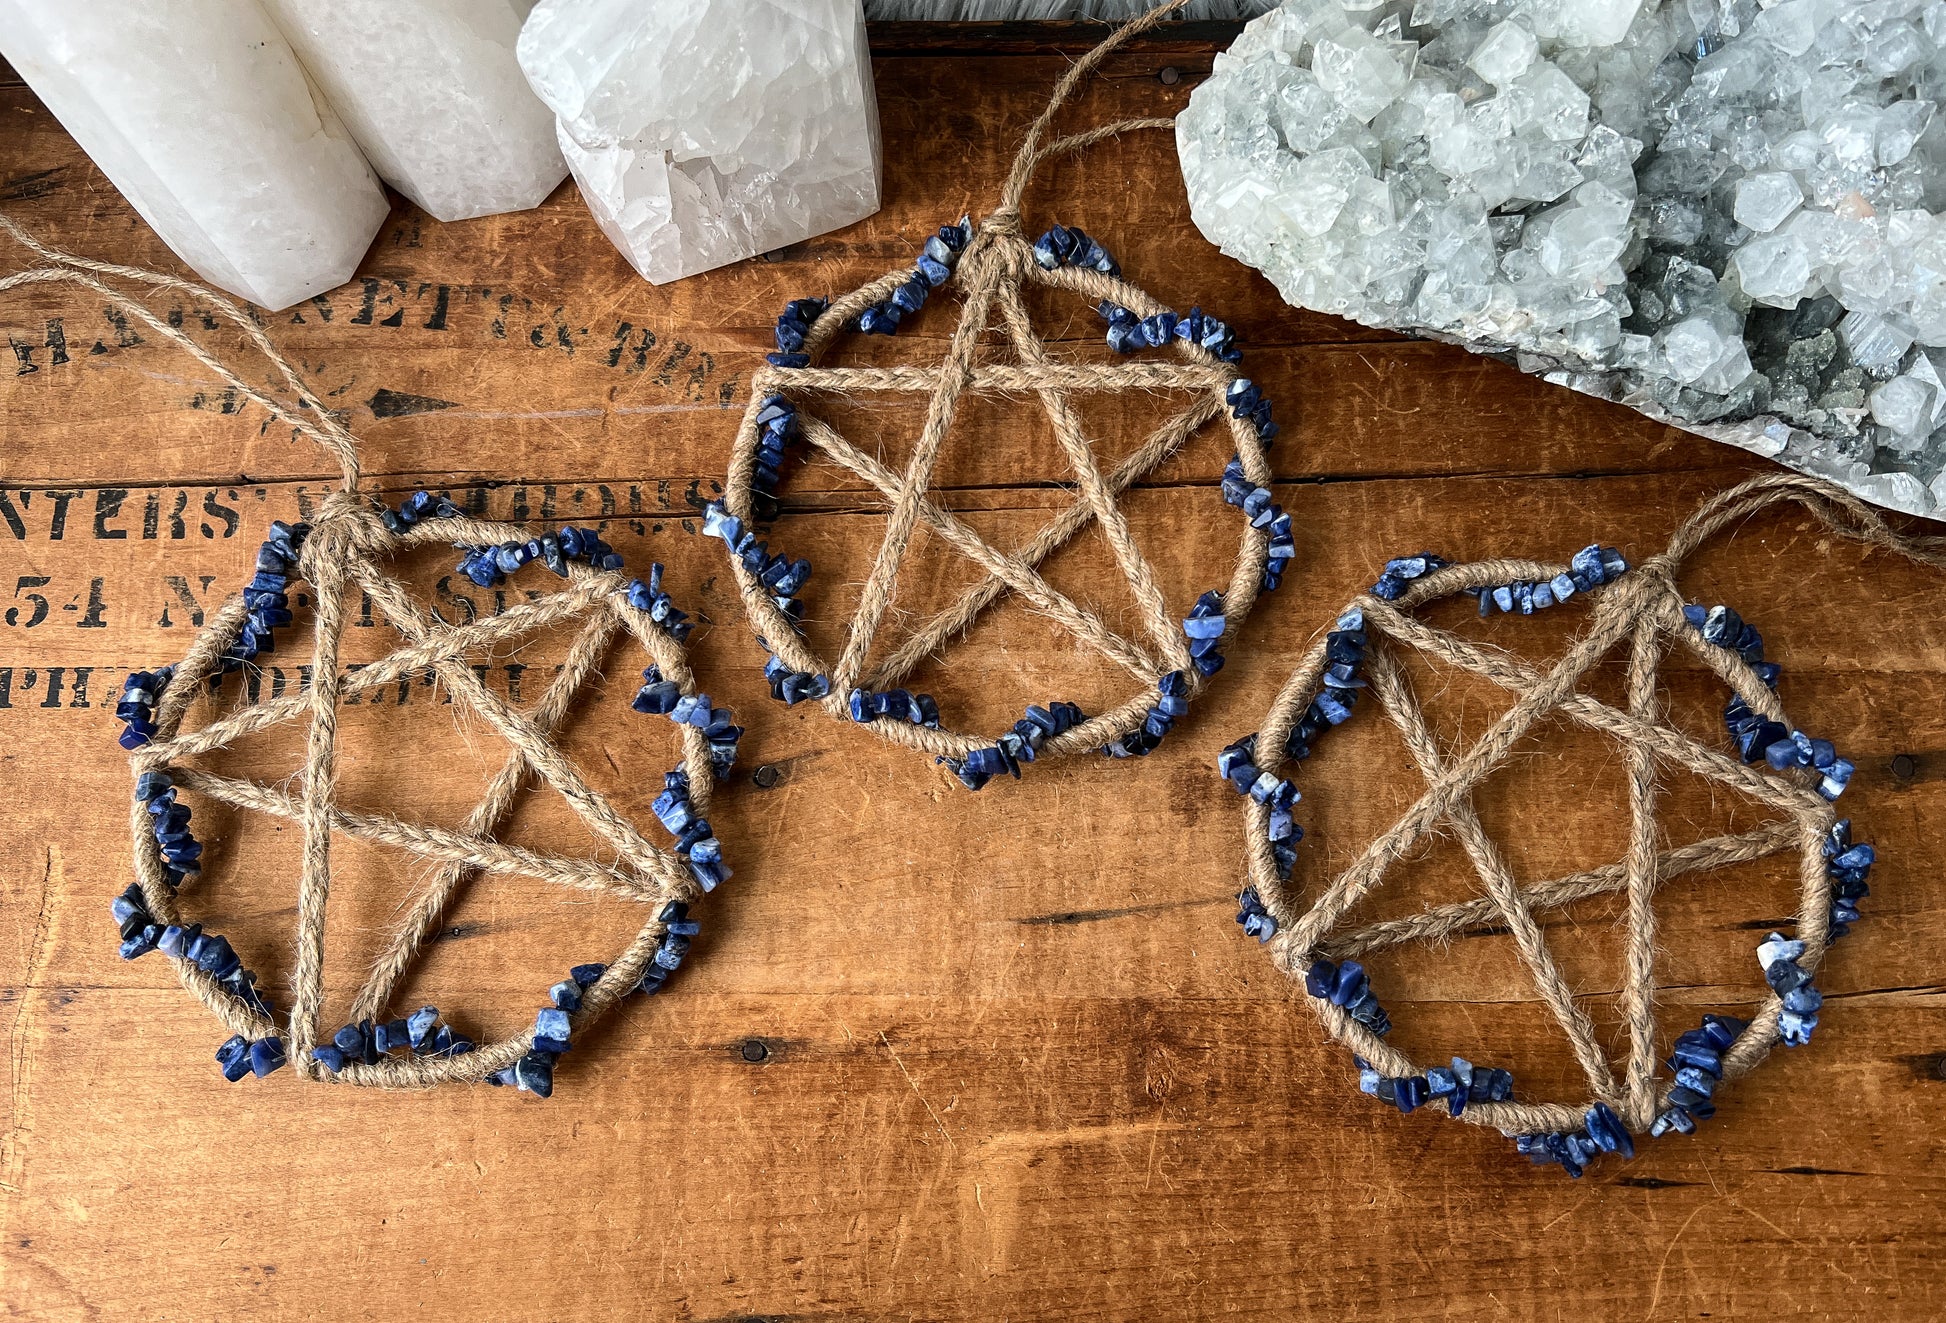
xmin=3 ymin=26 xmax=1944 ymax=1322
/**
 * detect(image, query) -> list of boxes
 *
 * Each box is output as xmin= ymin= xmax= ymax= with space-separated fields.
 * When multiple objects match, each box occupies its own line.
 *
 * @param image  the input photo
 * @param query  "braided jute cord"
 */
xmin=2 ymin=214 xmax=723 ymax=1089
xmin=1239 ymin=471 xmax=1946 ymax=1139
xmin=720 ymin=0 xmax=1280 ymax=766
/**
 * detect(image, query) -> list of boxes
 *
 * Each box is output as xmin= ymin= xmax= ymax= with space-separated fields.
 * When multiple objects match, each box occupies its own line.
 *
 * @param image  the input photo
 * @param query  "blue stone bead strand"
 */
xmin=1218 ymin=606 xmax=1369 ymax=880
xmin=387 ymin=489 xmax=696 ymax=642
xmin=313 ymin=1007 xmax=476 ymax=1076
xmin=1302 ymin=958 xmax=1394 ymax=1037
xmin=488 ymin=900 xmax=700 ymax=1098
xmin=700 ymin=500 xmax=829 ymax=706
xmin=115 ymin=666 xmax=175 ymax=750
xmin=1516 ymin=1101 xmax=1636 ymax=1178
xmin=1301 ymin=957 xmax=1531 ymax=1123
xmin=114 ymin=879 xmax=284 ymax=1080
xmin=849 ymin=685 xmax=942 ymax=729
xmin=225 ymin=519 xmax=310 ymax=669
xmin=1648 ymin=1013 xmax=1749 ymax=1137
xmin=456 ymin=522 xmax=625 ymax=588
xmin=1463 ymin=543 xmax=1629 ymax=615
xmin=940 ymin=700 xmax=1086 ymax=791
xmin=1682 ymin=601 xmax=1854 ymax=799
xmin=1824 ymin=819 xmax=1875 ymax=940
xmin=633 ymin=670 xmax=745 ymax=788
xmin=649 ymin=767 xmax=733 ymax=892
xmin=766 ymin=215 xmax=972 ymax=353
xmin=117 ymin=520 xmax=313 ymax=748
xmin=1097 ymin=300 xmax=1243 ymax=362
xmin=1032 ymin=223 xmax=1120 ymax=276
xmin=380 ymin=486 xmax=464 ymax=535
xmin=135 ymin=769 xmax=201 ymax=891
xmin=1758 ymin=931 xmax=1824 ymax=1047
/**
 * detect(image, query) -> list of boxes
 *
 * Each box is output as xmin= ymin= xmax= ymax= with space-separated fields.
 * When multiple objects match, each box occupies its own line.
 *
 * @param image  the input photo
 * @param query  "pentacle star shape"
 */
xmin=118 ymin=498 xmax=731 ymax=1091
xmin=712 ymin=210 xmax=1285 ymax=788
xmin=1230 ymin=542 xmax=1850 ymax=1152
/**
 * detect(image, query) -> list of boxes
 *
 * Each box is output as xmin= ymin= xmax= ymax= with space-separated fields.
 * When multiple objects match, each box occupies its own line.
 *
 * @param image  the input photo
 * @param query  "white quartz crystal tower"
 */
xmin=0 ymin=0 xmax=389 ymax=311
xmin=263 ymin=0 xmax=567 ymax=222
xmin=516 ymin=0 xmax=882 ymax=283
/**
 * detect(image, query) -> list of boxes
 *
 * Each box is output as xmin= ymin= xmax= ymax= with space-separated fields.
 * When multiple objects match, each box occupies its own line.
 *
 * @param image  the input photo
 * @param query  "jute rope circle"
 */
xmin=1 ymin=215 xmax=737 ymax=1092
xmin=711 ymin=0 xmax=1283 ymax=787
xmin=1225 ymin=473 xmax=1946 ymax=1168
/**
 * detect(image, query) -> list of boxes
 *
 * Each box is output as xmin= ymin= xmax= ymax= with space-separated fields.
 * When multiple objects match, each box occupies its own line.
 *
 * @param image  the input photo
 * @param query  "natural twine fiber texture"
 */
xmin=1 ymin=214 xmax=718 ymax=1088
xmin=1240 ymin=472 xmax=1946 ymax=1136
xmin=721 ymin=0 xmax=1276 ymax=762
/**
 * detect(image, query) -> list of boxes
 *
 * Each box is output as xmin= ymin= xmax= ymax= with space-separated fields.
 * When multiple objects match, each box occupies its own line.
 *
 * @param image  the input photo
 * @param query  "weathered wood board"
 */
xmin=1 ymin=25 xmax=1943 ymax=1322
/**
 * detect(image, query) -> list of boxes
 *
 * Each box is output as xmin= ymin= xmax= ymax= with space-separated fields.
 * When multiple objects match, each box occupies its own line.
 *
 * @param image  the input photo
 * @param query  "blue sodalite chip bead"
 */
xmin=1757 ymin=931 xmax=1822 ymax=1046
xmin=1370 ymin=551 xmax=1448 ymax=601
xmin=455 ymin=522 xmax=624 ymax=589
xmin=941 ymin=700 xmax=1086 ymax=791
xmin=1649 ymin=1012 xmax=1748 ymax=1137
xmin=1032 ymin=223 xmax=1119 ymax=276
xmin=1234 ymin=886 xmax=1277 ymax=942
xmin=1824 ymin=819 xmax=1875 ymax=939
xmin=1467 ymin=543 xmax=1627 ymax=616
xmin=1301 ymin=958 xmax=1391 ymax=1037
xmin=651 ymin=768 xmax=731 ymax=891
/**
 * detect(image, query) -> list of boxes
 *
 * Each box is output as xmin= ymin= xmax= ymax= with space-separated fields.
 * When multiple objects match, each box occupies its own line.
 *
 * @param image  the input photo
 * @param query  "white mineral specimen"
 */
xmin=263 ymin=0 xmax=567 ymax=222
xmin=0 ymin=0 xmax=388 ymax=311
xmin=1179 ymin=0 xmax=1946 ymax=519
xmin=516 ymin=0 xmax=882 ymax=284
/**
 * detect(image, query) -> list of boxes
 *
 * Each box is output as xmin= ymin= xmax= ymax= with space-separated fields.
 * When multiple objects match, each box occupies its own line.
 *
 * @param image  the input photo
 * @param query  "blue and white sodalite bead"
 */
xmin=1824 ymin=819 xmax=1875 ymax=940
xmin=1354 ymin=1048 xmax=1515 ymax=1118
xmin=380 ymin=486 xmax=463 ymax=535
xmin=1096 ymin=300 xmax=1243 ymax=362
xmin=849 ymin=686 xmax=942 ymax=729
xmin=1032 ymin=223 xmax=1120 ymax=277
xmin=115 ymin=666 xmax=174 ymax=749
xmin=313 ymin=1007 xmax=476 ymax=1076
xmin=1648 ymin=1012 xmax=1749 ymax=1137
xmin=651 ymin=768 xmax=732 ymax=892
xmin=1758 ymin=930 xmax=1824 ymax=1046
xmin=455 ymin=522 xmax=625 ymax=589
xmin=1218 ymin=606 xmax=1367 ymax=880
xmin=1370 ymin=551 xmax=1449 ymax=601
xmin=134 ymin=769 xmax=201 ymax=891
xmin=633 ymin=672 xmax=744 ymax=786
xmin=1461 ymin=543 xmax=1628 ymax=615
xmin=700 ymin=499 xmax=831 ymax=709
xmin=1301 ymin=958 xmax=1393 ymax=1037
xmin=767 ymin=297 xmax=830 ymax=369
xmin=773 ymin=215 xmax=973 ymax=347
xmin=1681 ymin=601 xmax=1853 ymax=797
xmin=942 ymin=700 xmax=1087 ymax=791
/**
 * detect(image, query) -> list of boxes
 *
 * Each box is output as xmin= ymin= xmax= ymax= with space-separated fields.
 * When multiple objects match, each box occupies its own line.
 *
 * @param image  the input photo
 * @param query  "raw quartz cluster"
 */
xmin=1177 ymin=0 xmax=1946 ymax=518
xmin=516 ymin=0 xmax=882 ymax=284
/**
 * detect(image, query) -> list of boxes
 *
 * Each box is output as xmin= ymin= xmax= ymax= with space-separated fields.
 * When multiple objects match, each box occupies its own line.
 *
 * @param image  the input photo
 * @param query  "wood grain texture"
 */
xmin=2 ymin=28 xmax=1944 ymax=1323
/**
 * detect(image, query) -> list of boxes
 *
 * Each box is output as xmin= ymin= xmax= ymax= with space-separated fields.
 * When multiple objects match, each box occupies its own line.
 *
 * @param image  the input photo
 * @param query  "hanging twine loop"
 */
xmin=712 ymin=0 xmax=1291 ymax=787
xmin=3 ymin=215 xmax=738 ymax=1092
xmin=1226 ymin=471 xmax=1943 ymax=1163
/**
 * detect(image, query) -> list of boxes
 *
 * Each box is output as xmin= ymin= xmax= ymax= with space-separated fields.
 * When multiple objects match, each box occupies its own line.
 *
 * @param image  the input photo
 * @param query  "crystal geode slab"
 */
xmin=516 ymin=0 xmax=881 ymax=284
xmin=1178 ymin=0 xmax=1946 ymax=519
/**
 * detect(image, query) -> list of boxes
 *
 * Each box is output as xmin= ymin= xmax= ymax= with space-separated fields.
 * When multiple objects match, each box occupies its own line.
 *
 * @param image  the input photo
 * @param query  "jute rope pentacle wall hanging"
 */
xmin=1217 ymin=473 xmax=1946 ymax=1176
xmin=2 ymin=217 xmax=741 ymax=1097
xmin=703 ymin=0 xmax=1290 ymax=790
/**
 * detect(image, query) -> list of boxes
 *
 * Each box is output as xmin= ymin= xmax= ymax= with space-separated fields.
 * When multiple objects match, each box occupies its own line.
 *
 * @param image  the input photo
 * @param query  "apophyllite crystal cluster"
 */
xmin=1178 ymin=0 xmax=1946 ymax=518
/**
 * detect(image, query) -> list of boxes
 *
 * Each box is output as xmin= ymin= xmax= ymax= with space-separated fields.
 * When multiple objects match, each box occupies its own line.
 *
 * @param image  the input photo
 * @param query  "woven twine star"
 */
xmin=126 ymin=497 xmax=718 ymax=1087
xmin=1238 ymin=538 xmax=1845 ymax=1141
xmin=721 ymin=213 xmax=1278 ymax=766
